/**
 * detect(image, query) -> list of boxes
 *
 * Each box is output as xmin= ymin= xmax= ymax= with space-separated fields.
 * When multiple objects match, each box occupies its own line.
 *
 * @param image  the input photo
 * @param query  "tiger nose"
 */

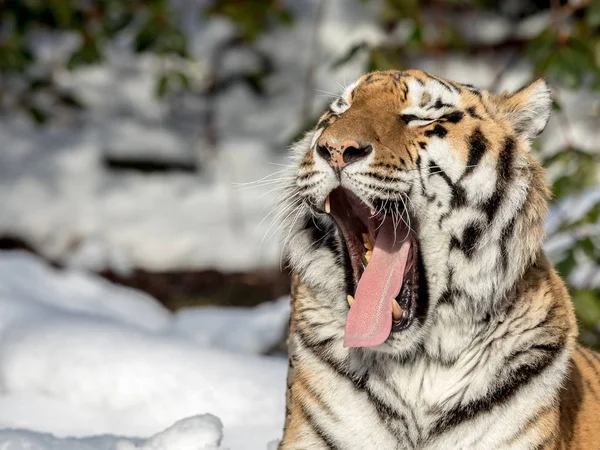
xmin=316 ymin=138 xmax=373 ymax=169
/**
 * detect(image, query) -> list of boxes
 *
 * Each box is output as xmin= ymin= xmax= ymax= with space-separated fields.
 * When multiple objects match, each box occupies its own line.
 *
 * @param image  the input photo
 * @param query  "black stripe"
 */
xmin=360 ymin=172 xmax=401 ymax=183
xmin=414 ymin=245 xmax=430 ymax=325
xmin=303 ymin=215 xmax=337 ymax=254
xmin=428 ymin=163 xmax=467 ymax=209
xmin=296 ymin=374 xmax=338 ymax=419
xmin=429 ymin=98 xmax=453 ymax=110
xmin=585 ymin=379 xmax=599 ymax=401
xmin=585 ymin=347 xmax=600 ymax=366
xmin=417 ymin=156 xmax=435 ymax=202
xmin=498 ymin=183 xmax=530 ymax=273
xmin=463 ymin=128 xmax=488 ymax=176
xmin=442 ymin=111 xmax=464 ymax=124
xmin=296 ymin=327 xmax=367 ymax=390
xmin=466 ymin=106 xmax=482 ymax=120
xmin=317 ymin=114 xmax=334 ymax=129
xmin=400 ymin=114 xmax=420 ymax=124
xmin=437 ymin=267 xmax=455 ymax=306
xmin=449 ymin=222 xmax=484 ymax=259
xmin=425 ymin=72 xmax=458 ymax=93
xmin=297 ymin=400 xmax=339 ymax=450
xmin=481 ymin=136 xmax=515 ymax=223
xmin=500 ymin=404 xmax=554 ymax=448
xmin=533 ymin=435 xmax=555 ymax=450
xmin=430 ymin=341 xmax=563 ymax=436
xmin=405 ymin=146 xmax=415 ymax=163
xmin=363 ymin=385 xmax=414 ymax=445
xmin=298 ymin=172 xmax=317 ymax=181
xmin=371 ymin=162 xmax=399 ymax=170
xmin=424 ymin=124 xmax=448 ymax=138
xmin=505 ymin=341 xmax=565 ymax=366
xmin=577 ymin=346 xmax=600 ymax=380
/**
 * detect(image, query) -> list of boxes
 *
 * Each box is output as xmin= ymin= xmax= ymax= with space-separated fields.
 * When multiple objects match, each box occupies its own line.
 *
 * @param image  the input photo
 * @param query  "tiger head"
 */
xmin=282 ymin=69 xmax=552 ymax=359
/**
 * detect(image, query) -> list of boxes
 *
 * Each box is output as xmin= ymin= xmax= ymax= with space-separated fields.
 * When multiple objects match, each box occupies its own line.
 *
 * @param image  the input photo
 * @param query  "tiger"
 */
xmin=277 ymin=69 xmax=600 ymax=450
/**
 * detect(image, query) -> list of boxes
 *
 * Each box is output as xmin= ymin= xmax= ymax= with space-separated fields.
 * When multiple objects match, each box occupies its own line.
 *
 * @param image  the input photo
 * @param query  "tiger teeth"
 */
xmin=363 ymin=233 xmax=373 ymax=250
xmin=364 ymin=250 xmax=372 ymax=262
xmin=347 ymin=295 xmax=354 ymax=306
xmin=392 ymin=299 xmax=403 ymax=320
xmin=325 ymin=196 xmax=331 ymax=214
xmin=370 ymin=208 xmax=376 ymax=215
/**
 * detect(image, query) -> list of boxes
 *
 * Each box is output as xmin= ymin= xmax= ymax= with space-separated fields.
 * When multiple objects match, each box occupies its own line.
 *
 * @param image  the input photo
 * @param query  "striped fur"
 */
xmin=278 ymin=70 xmax=600 ymax=449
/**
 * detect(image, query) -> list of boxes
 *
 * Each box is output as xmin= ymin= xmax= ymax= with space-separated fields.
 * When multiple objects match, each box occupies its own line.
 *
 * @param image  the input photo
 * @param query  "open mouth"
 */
xmin=325 ymin=188 xmax=419 ymax=348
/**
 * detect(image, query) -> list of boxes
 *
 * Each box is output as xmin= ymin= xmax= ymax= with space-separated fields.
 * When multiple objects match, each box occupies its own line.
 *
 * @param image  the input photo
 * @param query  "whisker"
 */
xmin=267 ymin=162 xmax=296 ymax=168
xmin=280 ymin=207 xmax=305 ymax=270
xmin=315 ymin=88 xmax=339 ymax=97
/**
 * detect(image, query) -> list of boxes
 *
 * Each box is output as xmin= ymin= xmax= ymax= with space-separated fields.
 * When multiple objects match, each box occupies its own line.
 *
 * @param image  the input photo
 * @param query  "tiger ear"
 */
xmin=494 ymin=79 xmax=552 ymax=141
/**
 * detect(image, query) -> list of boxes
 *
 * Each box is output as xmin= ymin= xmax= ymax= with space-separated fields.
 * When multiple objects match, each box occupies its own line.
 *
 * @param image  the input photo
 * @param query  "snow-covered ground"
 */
xmin=0 ymin=251 xmax=287 ymax=450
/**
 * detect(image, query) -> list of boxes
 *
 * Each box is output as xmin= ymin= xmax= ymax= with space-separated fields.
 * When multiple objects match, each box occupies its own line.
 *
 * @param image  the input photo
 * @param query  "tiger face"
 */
xmin=282 ymin=69 xmax=551 ymax=358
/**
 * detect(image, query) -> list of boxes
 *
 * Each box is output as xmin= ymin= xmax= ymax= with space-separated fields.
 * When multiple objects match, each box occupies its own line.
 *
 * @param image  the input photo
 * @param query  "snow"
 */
xmin=0 ymin=251 xmax=287 ymax=450
xmin=0 ymin=415 xmax=222 ymax=450
xmin=173 ymin=297 xmax=289 ymax=354
xmin=119 ymin=415 xmax=223 ymax=450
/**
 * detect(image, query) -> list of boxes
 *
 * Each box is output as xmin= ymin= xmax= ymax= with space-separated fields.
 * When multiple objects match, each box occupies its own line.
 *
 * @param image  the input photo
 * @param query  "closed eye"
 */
xmin=400 ymin=114 xmax=436 ymax=127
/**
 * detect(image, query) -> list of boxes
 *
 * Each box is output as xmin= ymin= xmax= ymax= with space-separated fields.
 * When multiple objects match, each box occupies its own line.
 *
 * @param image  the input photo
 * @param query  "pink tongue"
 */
xmin=344 ymin=220 xmax=411 ymax=348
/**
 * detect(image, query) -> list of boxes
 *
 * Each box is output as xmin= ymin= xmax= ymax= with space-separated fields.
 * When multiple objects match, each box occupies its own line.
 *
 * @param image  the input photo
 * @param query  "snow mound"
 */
xmin=0 ymin=251 xmax=287 ymax=450
xmin=0 ymin=414 xmax=223 ymax=450
xmin=117 ymin=415 xmax=223 ymax=450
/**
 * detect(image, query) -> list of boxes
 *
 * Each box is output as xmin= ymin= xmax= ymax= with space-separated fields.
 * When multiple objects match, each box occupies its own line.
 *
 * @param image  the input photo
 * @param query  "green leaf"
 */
xmin=586 ymin=1 xmax=600 ymax=28
xmin=156 ymin=74 xmax=169 ymax=98
xmin=67 ymin=41 xmax=101 ymax=70
xmin=577 ymin=237 xmax=597 ymax=260
xmin=134 ymin=22 xmax=158 ymax=53
xmin=573 ymin=290 xmax=600 ymax=328
xmin=56 ymin=91 xmax=84 ymax=109
xmin=556 ymin=249 xmax=577 ymax=278
xmin=173 ymin=71 xmax=190 ymax=90
xmin=28 ymin=105 xmax=48 ymax=124
xmin=332 ymin=43 xmax=367 ymax=69
xmin=587 ymin=203 xmax=600 ymax=223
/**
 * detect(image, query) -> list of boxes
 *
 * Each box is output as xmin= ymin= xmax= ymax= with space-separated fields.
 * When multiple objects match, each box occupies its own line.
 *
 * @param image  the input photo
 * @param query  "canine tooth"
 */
xmin=392 ymin=299 xmax=403 ymax=320
xmin=370 ymin=208 xmax=376 ymax=215
xmin=362 ymin=233 xmax=373 ymax=250
xmin=347 ymin=295 xmax=354 ymax=306
xmin=325 ymin=196 xmax=331 ymax=213
xmin=365 ymin=250 xmax=372 ymax=262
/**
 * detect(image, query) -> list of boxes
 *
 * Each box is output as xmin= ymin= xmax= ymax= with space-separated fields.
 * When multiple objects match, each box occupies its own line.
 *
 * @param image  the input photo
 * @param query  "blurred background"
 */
xmin=0 ymin=0 xmax=598 ymax=449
